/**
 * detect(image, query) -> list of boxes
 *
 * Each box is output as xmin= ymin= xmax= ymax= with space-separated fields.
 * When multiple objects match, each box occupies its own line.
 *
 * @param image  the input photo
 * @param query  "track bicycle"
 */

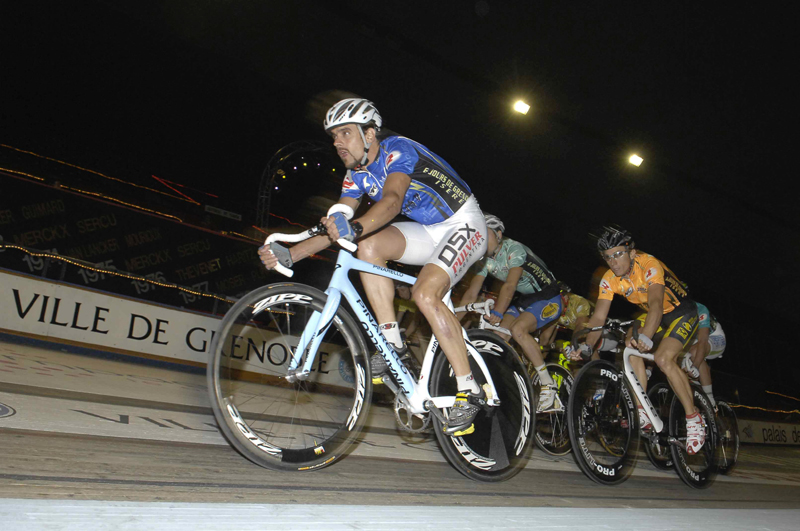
xmin=206 ymin=224 xmax=535 ymax=482
xmin=567 ymin=319 xmax=718 ymax=488
xmin=455 ymin=300 xmax=573 ymax=457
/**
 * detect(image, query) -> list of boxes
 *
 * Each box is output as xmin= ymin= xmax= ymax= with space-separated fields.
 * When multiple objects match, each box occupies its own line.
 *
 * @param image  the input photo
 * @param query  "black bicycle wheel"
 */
xmin=715 ymin=400 xmax=739 ymax=475
xmin=531 ymin=363 xmax=573 ymax=456
xmin=669 ymin=384 xmax=717 ymax=488
xmin=207 ymin=283 xmax=371 ymax=472
xmin=567 ymin=360 xmax=638 ymax=485
xmin=429 ymin=330 xmax=535 ymax=482
xmin=643 ymin=382 xmax=674 ymax=470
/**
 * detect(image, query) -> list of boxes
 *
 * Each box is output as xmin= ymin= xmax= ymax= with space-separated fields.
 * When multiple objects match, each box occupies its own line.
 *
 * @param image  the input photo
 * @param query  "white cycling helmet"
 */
xmin=484 ymin=213 xmax=505 ymax=233
xmin=323 ymin=98 xmax=383 ymax=166
xmin=323 ymin=98 xmax=382 ymax=132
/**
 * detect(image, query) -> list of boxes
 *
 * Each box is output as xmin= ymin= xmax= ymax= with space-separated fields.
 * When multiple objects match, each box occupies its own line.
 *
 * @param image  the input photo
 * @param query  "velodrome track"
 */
xmin=1 ymin=335 xmax=798 ymax=530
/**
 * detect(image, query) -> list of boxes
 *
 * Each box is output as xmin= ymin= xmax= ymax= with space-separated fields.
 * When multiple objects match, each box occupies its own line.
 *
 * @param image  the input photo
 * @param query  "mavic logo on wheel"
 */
xmin=253 ymin=293 xmax=313 ymax=314
xmin=600 ymin=368 xmax=618 ymax=381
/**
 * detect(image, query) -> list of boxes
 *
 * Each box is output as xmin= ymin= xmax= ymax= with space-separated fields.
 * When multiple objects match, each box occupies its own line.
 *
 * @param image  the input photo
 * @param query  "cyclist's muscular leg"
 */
xmin=411 ymin=265 xmax=470 ymax=376
xmin=356 ymin=226 xmax=406 ymax=324
xmin=655 ymin=337 xmax=696 ymax=414
xmin=509 ymin=312 xmax=543 ymax=367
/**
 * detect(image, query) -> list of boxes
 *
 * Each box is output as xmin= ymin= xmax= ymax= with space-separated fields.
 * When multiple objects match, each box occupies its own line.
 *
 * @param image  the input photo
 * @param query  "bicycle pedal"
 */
xmin=450 ymin=424 xmax=475 ymax=437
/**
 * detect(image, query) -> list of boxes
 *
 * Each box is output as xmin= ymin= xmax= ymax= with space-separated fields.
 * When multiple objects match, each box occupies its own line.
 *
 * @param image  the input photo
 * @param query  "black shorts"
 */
xmin=635 ymin=300 xmax=698 ymax=349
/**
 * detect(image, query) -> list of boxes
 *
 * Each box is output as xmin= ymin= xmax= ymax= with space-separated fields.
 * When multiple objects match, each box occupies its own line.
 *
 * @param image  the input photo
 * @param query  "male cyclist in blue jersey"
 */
xmin=258 ymin=98 xmax=488 ymax=436
xmin=456 ymin=214 xmax=566 ymax=413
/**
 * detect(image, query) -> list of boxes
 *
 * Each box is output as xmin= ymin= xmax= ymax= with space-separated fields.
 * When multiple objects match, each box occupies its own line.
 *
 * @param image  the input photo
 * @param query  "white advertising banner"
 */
xmin=738 ymin=418 xmax=800 ymax=446
xmin=0 ymin=271 xmax=354 ymax=387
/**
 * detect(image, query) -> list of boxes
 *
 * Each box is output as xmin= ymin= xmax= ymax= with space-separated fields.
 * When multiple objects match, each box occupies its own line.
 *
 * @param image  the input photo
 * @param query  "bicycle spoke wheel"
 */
xmin=430 ymin=330 xmax=535 ymax=482
xmin=567 ymin=360 xmax=638 ymax=486
xmin=643 ymin=382 xmax=674 ymax=470
xmin=531 ymin=363 xmax=573 ymax=456
xmin=669 ymin=384 xmax=717 ymax=488
xmin=715 ymin=400 xmax=739 ymax=475
xmin=207 ymin=283 xmax=371 ymax=472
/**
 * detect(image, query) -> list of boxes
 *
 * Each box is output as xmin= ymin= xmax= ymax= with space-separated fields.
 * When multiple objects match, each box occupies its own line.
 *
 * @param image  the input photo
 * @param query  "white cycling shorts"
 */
xmin=689 ymin=322 xmax=726 ymax=360
xmin=705 ymin=323 xmax=726 ymax=360
xmin=392 ymin=195 xmax=487 ymax=287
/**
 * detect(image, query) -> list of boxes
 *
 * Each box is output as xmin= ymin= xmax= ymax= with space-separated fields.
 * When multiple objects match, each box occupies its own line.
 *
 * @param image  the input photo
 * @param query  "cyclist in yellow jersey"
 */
xmin=538 ymin=289 xmax=594 ymax=347
xmin=577 ymin=226 xmax=706 ymax=455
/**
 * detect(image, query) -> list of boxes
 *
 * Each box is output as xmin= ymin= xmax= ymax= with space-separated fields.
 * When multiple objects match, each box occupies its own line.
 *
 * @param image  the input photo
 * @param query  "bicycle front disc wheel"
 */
xmin=430 ymin=330 xmax=535 ymax=482
xmin=567 ymin=360 xmax=638 ymax=486
xmin=207 ymin=283 xmax=371 ymax=472
xmin=532 ymin=363 xmax=573 ymax=456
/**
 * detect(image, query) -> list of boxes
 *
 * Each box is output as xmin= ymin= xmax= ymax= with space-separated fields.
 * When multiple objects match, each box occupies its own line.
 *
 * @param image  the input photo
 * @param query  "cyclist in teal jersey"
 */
xmin=456 ymin=214 xmax=566 ymax=412
xmin=685 ymin=302 xmax=726 ymax=408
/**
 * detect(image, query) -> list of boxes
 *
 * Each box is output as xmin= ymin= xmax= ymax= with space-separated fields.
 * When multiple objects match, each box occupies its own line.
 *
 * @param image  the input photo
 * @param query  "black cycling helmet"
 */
xmin=596 ymin=225 xmax=634 ymax=252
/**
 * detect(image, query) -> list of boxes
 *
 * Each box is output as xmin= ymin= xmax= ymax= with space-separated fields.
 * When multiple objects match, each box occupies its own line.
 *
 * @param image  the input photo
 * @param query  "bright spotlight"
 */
xmin=629 ymin=154 xmax=643 ymax=167
xmin=513 ymin=100 xmax=530 ymax=115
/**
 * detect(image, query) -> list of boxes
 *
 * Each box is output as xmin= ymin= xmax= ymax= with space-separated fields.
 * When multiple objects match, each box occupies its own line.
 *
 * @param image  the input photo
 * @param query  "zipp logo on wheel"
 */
xmin=437 ymin=223 xmax=484 ymax=275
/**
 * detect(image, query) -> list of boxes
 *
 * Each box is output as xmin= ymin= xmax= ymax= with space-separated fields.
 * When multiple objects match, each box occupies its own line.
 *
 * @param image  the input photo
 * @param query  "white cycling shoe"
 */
xmin=686 ymin=411 xmax=706 ymax=455
xmin=537 ymin=385 xmax=563 ymax=413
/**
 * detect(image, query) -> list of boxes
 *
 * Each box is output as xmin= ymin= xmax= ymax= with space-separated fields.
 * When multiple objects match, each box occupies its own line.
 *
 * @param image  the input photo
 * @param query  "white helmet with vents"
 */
xmin=324 ymin=98 xmax=382 ymax=132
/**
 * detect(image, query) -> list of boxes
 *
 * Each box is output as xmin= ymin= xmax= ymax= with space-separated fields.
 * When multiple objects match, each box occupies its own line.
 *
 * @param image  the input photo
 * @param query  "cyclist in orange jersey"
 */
xmin=577 ymin=226 xmax=706 ymax=455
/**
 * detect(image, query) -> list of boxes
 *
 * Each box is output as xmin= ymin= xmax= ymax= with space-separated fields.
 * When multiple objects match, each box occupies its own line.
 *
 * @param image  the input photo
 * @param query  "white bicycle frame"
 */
xmin=264 ymin=229 xmax=501 ymax=417
xmin=622 ymin=347 xmax=664 ymax=433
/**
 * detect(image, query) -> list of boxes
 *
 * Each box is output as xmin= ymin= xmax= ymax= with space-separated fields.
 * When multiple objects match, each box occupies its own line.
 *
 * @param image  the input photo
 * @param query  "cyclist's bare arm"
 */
xmin=690 ymin=326 xmax=710 ymax=366
xmin=494 ymin=267 xmax=523 ymax=318
xmin=327 ymin=173 xmax=411 ymax=240
xmin=633 ymin=283 xmax=666 ymax=352
xmin=570 ymin=315 xmax=590 ymax=341
xmin=584 ymin=298 xmax=612 ymax=347
xmin=455 ymin=273 xmax=487 ymax=320
xmin=258 ymin=197 xmax=361 ymax=269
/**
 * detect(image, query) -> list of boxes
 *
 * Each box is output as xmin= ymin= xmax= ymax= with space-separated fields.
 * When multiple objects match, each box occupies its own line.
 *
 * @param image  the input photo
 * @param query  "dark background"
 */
xmin=1 ymin=2 xmax=796 ymax=392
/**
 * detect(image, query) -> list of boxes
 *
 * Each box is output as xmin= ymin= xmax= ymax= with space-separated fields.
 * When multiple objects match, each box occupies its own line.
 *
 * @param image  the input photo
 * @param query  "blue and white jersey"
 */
xmin=340 ymin=136 xmax=472 ymax=225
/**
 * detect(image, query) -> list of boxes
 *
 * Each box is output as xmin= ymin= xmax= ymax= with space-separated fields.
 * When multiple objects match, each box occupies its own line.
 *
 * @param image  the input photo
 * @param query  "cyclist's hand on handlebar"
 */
xmin=628 ymin=334 xmax=653 ymax=352
xmin=258 ymin=243 xmax=293 ymax=270
xmin=327 ymin=212 xmax=359 ymax=242
xmin=321 ymin=215 xmax=340 ymax=241
xmin=258 ymin=244 xmax=279 ymax=269
xmin=486 ymin=309 xmax=503 ymax=325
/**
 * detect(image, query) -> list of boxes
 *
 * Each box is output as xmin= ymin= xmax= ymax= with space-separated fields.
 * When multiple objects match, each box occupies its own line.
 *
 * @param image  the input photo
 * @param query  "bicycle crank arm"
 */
xmin=668 ymin=436 xmax=684 ymax=448
xmin=424 ymin=400 xmax=449 ymax=425
xmin=379 ymin=375 xmax=401 ymax=396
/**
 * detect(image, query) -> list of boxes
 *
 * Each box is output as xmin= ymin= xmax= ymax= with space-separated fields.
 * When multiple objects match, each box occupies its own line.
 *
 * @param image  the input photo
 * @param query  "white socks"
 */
xmin=535 ymin=364 xmax=554 ymax=386
xmin=456 ymin=373 xmax=481 ymax=394
xmin=379 ymin=322 xmax=403 ymax=350
xmin=703 ymin=385 xmax=716 ymax=407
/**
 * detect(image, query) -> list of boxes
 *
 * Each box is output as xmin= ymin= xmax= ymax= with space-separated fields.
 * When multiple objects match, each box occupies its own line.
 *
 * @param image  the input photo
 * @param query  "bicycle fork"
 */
xmin=285 ymin=288 xmax=342 ymax=382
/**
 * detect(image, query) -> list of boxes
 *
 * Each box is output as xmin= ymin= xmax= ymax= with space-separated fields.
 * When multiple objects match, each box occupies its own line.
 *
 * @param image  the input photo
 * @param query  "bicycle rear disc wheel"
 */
xmin=207 ymin=283 xmax=371 ymax=472
xmin=567 ymin=360 xmax=638 ymax=486
xmin=430 ymin=330 xmax=535 ymax=482
xmin=669 ymin=384 xmax=717 ymax=488
xmin=715 ymin=400 xmax=739 ymax=475
xmin=531 ymin=363 xmax=573 ymax=456
xmin=643 ymin=382 xmax=674 ymax=470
